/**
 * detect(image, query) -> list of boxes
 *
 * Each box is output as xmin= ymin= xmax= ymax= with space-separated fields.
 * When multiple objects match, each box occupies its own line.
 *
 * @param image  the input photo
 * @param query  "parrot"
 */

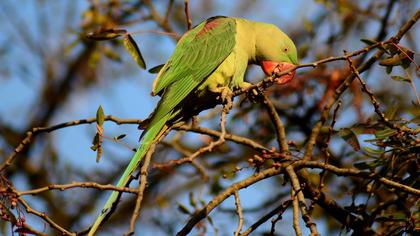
xmin=88 ymin=16 xmax=298 ymax=235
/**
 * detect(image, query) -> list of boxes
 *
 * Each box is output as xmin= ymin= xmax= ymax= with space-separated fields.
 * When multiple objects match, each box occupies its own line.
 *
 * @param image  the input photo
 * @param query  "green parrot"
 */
xmin=88 ymin=16 xmax=297 ymax=235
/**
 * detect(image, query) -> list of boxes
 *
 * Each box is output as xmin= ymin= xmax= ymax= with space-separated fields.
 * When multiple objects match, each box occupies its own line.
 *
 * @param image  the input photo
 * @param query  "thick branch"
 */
xmin=176 ymin=166 xmax=284 ymax=235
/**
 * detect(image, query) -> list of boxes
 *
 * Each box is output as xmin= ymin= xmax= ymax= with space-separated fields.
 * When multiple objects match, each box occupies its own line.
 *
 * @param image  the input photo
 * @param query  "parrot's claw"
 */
xmin=219 ymin=87 xmax=233 ymax=110
xmin=239 ymin=82 xmax=261 ymax=103
xmin=209 ymin=86 xmax=233 ymax=110
xmin=220 ymin=87 xmax=232 ymax=101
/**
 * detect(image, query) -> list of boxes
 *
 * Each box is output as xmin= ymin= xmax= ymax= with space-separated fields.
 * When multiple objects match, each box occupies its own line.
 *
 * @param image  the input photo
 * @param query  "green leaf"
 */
xmin=90 ymin=133 xmax=99 ymax=151
xmin=360 ymin=38 xmax=377 ymax=45
xmin=86 ymin=28 xmax=127 ymax=41
xmin=374 ymin=128 xmax=398 ymax=139
xmin=384 ymin=103 xmax=399 ymax=120
xmin=189 ymin=192 xmax=197 ymax=208
xmin=114 ymin=134 xmax=126 ymax=141
xmin=363 ymin=146 xmax=383 ymax=157
xmin=91 ymin=132 xmax=103 ymax=162
xmin=379 ymin=55 xmax=402 ymax=67
xmin=353 ymin=161 xmax=379 ymax=170
xmin=123 ymin=34 xmax=146 ymax=69
xmin=207 ymin=215 xmax=216 ymax=227
xmin=390 ymin=75 xmax=411 ymax=83
xmin=320 ymin=126 xmax=331 ymax=134
xmin=148 ymin=64 xmax=165 ymax=74
xmin=177 ymin=203 xmax=191 ymax=215
xmin=381 ymin=212 xmax=407 ymax=220
xmin=360 ymin=39 xmax=387 ymax=52
xmin=400 ymin=49 xmax=414 ymax=69
xmin=338 ymin=128 xmax=360 ymax=151
xmin=90 ymin=143 xmax=98 ymax=151
xmin=96 ymin=105 xmax=105 ymax=126
xmin=385 ymin=66 xmax=393 ymax=74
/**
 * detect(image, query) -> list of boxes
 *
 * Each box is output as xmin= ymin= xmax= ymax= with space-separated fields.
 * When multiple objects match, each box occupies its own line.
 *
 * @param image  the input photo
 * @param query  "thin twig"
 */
xmin=125 ymin=125 xmax=174 ymax=235
xmin=301 ymin=10 xmax=420 ymax=161
xmin=292 ymin=161 xmax=420 ymax=196
xmin=233 ymin=191 xmax=244 ymax=236
xmin=1 ymin=115 xmax=267 ymax=173
xmin=163 ymin=0 xmax=174 ymax=24
xmin=174 ymin=125 xmax=269 ymax=152
xmin=143 ymin=0 xmax=179 ymax=40
xmin=261 ymin=93 xmax=289 ymax=152
xmin=291 ymin=188 xmax=302 ymax=236
xmin=125 ymin=142 xmax=157 ymax=236
xmin=190 ymin=160 xmax=209 ymax=181
xmin=129 ymin=29 xmax=179 ymax=37
xmin=345 ymin=52 xmax=402 ymax=131
xmin=14 ymin=189 xmax=75 ymax=236
xmin=18 ymin=182 xmax=138 ymax=196
xmin=390 ymin=42 xmax=420 ymax=71
xmin=153 ymin=101 xmax=232 ymax=169
xmin=318 ymin=101 xmax=341 ymax=191
xmin=184 ymin=0 xmax=192 ymax=30
xmin=19 ymin=222 xmax=48 ymax=236
xmin=239 ymin=200 xmax=291 ymax=236
xmin=162 ymin=141 xmax=209 ymax=181
xmin=176 ymin=165 xmax=285 ymax=236
xmin=298 ymin=171 xmax=376 ymax=234
xmin=0 ymin=115 xmax=141 ymax=172
xmin=233 ymin=39 xmax=390 ymax=98
xmin=404 ymin=70 xmax=420 ymax=105
xmin=286 ymin=166 xmax=319 ymax=235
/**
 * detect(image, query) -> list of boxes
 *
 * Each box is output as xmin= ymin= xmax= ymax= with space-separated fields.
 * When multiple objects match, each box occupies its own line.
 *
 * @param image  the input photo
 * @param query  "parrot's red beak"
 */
xmin=261 ymin=61 xmax=296 ymax=84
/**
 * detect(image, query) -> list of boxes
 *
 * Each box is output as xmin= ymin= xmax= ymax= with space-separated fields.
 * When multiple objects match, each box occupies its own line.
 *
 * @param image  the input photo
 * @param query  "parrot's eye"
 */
xmin=283 ymin=47 xmax=288 ymax=52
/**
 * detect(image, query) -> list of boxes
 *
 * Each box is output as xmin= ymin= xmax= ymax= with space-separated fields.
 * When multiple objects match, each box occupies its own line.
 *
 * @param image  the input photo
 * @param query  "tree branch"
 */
xmin=18 ymin=182 xmax=138 ymax=196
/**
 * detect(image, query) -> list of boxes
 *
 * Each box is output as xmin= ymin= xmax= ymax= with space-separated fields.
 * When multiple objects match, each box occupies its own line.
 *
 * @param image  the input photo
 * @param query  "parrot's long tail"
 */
xmin=88 ymin=113 xmax=171 ymax=236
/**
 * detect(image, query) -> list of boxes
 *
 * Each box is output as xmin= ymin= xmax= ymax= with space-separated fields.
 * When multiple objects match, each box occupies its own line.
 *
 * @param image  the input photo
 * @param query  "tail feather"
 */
xmin=88 ymin=113 xmax=170 ymax=236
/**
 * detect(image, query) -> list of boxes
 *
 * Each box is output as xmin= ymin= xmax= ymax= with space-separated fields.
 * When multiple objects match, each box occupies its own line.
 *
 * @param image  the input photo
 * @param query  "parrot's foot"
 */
xmin=238 ymin=82 xmax=261 ymax=103
xmin=209 ymin=86 xmax=233 ymax=110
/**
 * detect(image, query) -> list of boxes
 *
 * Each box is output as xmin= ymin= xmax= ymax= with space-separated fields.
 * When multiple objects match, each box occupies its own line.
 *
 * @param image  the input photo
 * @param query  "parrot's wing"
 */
xmin=148 ymin=17 xmax=236 ymax=127
xmin=152 ymin=16 xmax=235 ymax=97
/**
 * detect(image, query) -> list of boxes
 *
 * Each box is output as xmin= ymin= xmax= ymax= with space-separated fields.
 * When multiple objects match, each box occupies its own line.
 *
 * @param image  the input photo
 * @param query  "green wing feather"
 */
xmin=88 ymin=17 xmax=236 ymax=235
xmin=153 ymin=17 xmax=236 ymax=94
xmin=150 ymin=17 xmax=236 ymax=128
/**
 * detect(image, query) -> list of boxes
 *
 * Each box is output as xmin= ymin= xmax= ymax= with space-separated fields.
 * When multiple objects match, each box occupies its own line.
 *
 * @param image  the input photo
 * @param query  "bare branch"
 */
xmin=293 ymin=161 xmax=420 ymax=196
xmin=286 ymin=166 xmax=319 ymax=235
xmin=13 ymin=188 xmax=75 ymax=236
xmin=125 ymin=142 xmax=157 ymax=235
xmin=346 ymin=52 xmax=402 ymax=131
xmin=291 ymin=188 xmax=302 ymax=236
xmin=301 ymin=10 xmax=419 ymax=161
xmin=176 ymin=166 xmax=285 ymax=235
xmin=18 ymin=182 xmax=138 ymax=196
xmin=233 ymin=191 xmax=244 ymax=236
xmin=153 ymin=100 xmax=232 ymax=169
xmin=261 ymin=93 xmax=289 ymax=152
xmin=184 ymin=0 xmax=192 ymax=30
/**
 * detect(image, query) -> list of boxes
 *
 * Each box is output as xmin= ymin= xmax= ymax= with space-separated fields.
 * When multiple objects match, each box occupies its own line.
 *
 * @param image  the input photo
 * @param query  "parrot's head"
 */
xmin=254 ymin=23 xmax=298 ymax=84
